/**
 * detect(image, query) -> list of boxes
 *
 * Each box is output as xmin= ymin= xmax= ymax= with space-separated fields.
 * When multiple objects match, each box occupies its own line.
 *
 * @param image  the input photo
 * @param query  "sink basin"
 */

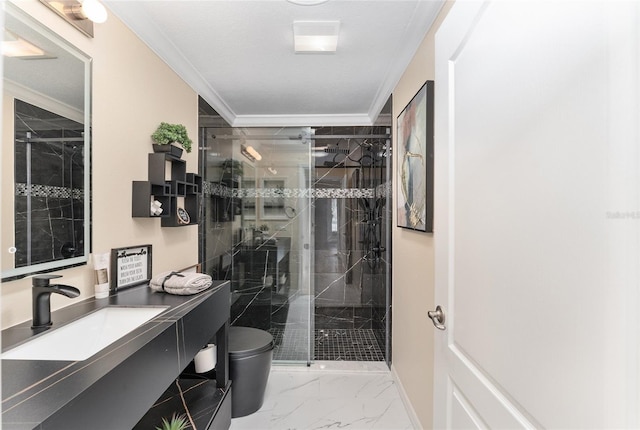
xmin=2 ymin=306 xmax=168 ymax=361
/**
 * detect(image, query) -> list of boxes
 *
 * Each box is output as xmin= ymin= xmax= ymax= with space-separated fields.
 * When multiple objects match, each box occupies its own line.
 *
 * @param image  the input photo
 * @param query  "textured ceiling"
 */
xmin=105 ymin=0 xmax=444 ymax=127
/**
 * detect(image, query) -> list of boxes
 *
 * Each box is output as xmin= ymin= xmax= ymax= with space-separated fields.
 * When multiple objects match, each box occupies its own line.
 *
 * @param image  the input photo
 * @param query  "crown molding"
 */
xmin=368 ymin=0 xmax=445 ymax=121
xmin=232 ymin=114 xmax=373 ymax=128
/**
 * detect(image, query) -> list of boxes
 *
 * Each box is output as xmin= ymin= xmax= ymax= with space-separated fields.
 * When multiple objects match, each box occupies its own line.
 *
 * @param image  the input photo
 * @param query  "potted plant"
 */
xmin=151 ymin=122 xmax=193 ymax=157
xmin=221 ymin=158 xmax=243 ymax=177
xmin=156 ymin=412 xmax=189 ymax=430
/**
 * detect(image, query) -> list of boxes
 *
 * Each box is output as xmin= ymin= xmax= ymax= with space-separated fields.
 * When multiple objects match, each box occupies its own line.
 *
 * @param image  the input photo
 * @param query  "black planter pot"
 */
xmin=152 ymin=143 xmax=183 ymax=158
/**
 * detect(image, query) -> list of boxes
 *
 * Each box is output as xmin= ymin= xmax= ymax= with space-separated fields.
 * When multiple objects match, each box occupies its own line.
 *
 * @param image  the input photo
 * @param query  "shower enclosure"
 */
xmin=311 ymin=126 xmax=391 ymax=363
xmin=199 ymin=108 xmax=391 ymax=365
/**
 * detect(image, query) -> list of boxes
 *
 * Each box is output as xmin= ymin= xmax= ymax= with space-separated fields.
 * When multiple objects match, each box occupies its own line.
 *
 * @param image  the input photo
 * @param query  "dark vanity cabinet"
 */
xmin=132 ymin=152 xmax=202 ymax=227
xmin=134 ymin=284 xmax=232 ymax=430
xmin=1 ymin=282 xmax=231 ymax=430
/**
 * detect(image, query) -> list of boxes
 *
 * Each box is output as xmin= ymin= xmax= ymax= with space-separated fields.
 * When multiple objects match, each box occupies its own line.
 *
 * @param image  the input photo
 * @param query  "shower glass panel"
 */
xmin=200 ymin=127 xmax=313 ymax=364
xmin=312 ymin=127 xmax=391 ymax=363
xmin=199 ymin=116 xmax=392 ymax=365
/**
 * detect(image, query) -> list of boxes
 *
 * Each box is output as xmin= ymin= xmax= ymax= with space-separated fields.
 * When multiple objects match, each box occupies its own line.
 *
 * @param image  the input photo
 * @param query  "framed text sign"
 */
xmin=110 ymin=244 xmax=152 ymax=291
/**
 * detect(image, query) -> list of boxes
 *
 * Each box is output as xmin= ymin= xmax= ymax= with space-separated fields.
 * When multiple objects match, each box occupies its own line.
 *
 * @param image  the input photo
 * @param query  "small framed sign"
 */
xmin=110 ymin=244 xmax=152 ymax=291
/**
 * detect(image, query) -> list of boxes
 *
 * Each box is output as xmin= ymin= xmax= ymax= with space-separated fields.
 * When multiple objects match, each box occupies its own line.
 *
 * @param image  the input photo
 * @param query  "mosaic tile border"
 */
xmin=15 ymin=183 xmax=83 ymax=200
xmin=203 ymin=181 xmax=233 ymax=198
xmin=204 ymin=181 xmax=392 ymax=200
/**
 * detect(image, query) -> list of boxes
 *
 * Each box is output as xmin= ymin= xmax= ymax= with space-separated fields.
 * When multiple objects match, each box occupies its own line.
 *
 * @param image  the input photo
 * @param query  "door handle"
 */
xmin=428 ymin=305 xmax=446 ymax=330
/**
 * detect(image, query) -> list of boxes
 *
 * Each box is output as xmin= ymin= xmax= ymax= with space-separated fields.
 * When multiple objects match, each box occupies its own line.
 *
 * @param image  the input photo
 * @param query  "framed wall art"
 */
xmin=260 ymin=178 xmax=287 ymax=220
xmin=396 ymin=80 xmax=434 ymax=232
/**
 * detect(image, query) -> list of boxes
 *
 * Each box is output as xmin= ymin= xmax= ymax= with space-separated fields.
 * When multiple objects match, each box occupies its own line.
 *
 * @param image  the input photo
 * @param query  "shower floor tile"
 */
xmin=270 ymin=328 xmax=385 ymax=362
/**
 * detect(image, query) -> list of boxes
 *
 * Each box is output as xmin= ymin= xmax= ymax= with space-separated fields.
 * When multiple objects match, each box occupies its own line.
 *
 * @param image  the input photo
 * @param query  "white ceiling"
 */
xmin=105 ymin=0 xmax=444 ymax=127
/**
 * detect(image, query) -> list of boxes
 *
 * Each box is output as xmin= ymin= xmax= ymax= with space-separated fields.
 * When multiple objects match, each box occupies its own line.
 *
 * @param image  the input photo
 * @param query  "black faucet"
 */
xmin=32 ymin=274 xmax=81 ymax=329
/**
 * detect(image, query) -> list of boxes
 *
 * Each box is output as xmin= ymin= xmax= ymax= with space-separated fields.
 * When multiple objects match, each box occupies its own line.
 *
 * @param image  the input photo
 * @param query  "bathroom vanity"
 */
xmin=1 ymin=281 xmax=231 ymax=430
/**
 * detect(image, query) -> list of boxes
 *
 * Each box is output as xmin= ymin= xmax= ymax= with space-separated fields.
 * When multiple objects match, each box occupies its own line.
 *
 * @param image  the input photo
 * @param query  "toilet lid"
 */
xmin=229 ymin=326 xmax=274 ymax=358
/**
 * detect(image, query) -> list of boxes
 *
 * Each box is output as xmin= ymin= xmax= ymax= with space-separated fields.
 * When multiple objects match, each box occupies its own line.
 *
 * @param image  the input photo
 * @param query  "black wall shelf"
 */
xmin=132 ymin=152 xmax=202 ymax=227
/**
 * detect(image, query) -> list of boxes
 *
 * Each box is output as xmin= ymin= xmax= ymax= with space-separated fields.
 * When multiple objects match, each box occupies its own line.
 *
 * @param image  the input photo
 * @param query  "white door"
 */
xmin=433 ymin=1 xmax=640 ymax=428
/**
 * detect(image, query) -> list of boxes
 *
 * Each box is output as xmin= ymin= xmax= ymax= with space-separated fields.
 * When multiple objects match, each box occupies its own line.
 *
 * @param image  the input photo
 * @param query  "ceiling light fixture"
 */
xmin=39 ymin=0 xmax=108 ymax=38
xmin=293 ymin=21 xmax=340 ymax=53
xmin=287 ymin=0 xmax=330 ymax=5
xmin=2 ymin=31 xmax=46 ymax=58
xmin=241 ymin=145 xmax=262 ymax=162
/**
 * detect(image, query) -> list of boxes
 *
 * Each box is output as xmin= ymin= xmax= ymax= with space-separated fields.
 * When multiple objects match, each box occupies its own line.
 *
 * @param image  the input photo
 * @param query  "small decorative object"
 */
xmin=150 ymin=200 xmax=163 ymax=216
xmin=156 ymin=412 xmax=189 ymax=430
xmin=176 ymin=207 xmax=190 ymax=225
xmin=151 ymin=122 xmax=193 ymax=156
xmin=284 ymin=206 xmax=296 ymax=218
xmin=92 ymin=252 xmax=110 ymax=299
xmin=110 ymin=244 xmax=152 ymax=292
xmin=397 ymin=80 xmax=434 ymax=232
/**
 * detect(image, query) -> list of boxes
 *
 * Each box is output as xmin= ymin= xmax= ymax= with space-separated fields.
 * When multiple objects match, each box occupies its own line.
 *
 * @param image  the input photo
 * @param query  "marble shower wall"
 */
xmin=200 ymin=136 xmax=235 ymax=283
xmin=312 ymin=126 xmax=391 ymax=352
xmin=201 ymin=121 xmax=392 ymax=361
xmin=13 ymin=100 xmax=85 ymax=267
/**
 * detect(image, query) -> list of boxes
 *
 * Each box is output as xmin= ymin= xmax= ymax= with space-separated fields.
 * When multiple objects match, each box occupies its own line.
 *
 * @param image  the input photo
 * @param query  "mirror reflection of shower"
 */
xmin=14 ymin=100 xmax=85 ymax=267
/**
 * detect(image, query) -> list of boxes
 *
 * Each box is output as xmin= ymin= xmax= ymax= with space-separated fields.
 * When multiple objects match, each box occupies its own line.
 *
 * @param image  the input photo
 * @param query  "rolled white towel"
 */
xmin=150 ymin=271 xmax=213 ymax=295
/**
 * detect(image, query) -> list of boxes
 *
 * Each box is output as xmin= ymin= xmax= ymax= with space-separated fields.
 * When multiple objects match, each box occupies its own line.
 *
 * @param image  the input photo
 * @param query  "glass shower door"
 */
xmin=201 ymin=126 xmax=313 ymax=364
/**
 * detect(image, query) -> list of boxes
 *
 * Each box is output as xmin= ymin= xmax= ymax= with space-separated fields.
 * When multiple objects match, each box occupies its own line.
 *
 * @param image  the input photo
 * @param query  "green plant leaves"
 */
xmin=151 ymin=122 xmax=193 ymax=153
xmin=155 ymin=412 xmax=189 ymax=430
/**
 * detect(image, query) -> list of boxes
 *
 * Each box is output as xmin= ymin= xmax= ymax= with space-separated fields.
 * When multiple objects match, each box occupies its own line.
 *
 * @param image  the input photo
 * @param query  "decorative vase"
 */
xmin=152 ymin=143 xmax=183 ymax=158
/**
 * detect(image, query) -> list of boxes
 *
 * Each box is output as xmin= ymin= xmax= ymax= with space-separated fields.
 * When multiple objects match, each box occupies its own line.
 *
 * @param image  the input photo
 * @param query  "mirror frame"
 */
xmin=2 ymin=3 xmax=92 ymax=281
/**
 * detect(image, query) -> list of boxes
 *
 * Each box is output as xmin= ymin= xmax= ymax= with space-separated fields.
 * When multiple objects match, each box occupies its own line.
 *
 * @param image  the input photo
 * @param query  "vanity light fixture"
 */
xmin=40 ymin=0 xmax=108 ymax=38
xmin=293 ymin=21 xmax=340 ymax=53
xmin=241 ymin=145 xmax=262 ymax=162
xmin=68 ymin=0 xmax=108 ymax=23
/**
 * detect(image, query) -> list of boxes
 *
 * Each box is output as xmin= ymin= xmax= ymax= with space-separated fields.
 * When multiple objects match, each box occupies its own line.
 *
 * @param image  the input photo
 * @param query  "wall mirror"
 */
xmin=2 ymin=3 xmax=92 ymax=281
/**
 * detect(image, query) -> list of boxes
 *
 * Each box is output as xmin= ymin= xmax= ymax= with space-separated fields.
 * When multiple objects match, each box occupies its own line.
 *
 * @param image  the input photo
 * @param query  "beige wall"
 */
xmin=391 ymin=2 xmax=454 ymax=428
xmin=1 ymin=1 xmax=199 ymax=328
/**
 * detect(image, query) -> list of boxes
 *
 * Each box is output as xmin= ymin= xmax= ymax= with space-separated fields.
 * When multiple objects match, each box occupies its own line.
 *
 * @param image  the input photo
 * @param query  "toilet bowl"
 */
xmin=229 ymin=326 xmax=274 ymax=418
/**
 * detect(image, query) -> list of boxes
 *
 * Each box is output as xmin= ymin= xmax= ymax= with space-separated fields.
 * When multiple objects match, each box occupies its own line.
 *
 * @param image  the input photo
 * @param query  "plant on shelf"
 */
xmin=156 ymin=412 xmax=189 ymax=430
xmin=151 ymin=122 xmax=193 ymax=154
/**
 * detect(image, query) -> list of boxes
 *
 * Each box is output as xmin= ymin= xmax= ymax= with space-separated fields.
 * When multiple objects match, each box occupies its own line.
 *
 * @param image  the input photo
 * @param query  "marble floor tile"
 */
xmin=230 ymin=362 xmax=414 ymax=430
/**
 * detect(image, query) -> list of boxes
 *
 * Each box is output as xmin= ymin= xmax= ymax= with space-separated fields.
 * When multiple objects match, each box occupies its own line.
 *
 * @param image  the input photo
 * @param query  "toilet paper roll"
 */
xmin=194 ymin=344 xmax=217 ymax=373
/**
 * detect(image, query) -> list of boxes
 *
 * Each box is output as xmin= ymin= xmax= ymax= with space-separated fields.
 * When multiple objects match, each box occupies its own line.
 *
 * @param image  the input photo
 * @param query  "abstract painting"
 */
xmin=396 ymin=81 xmax=434 ymax=232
